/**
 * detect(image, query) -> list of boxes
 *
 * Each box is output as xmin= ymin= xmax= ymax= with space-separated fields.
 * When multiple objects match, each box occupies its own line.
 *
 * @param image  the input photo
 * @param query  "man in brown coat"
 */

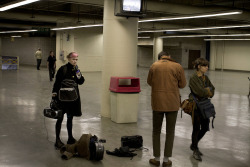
xmin=147 ymin=51 xmax=186 ymax=167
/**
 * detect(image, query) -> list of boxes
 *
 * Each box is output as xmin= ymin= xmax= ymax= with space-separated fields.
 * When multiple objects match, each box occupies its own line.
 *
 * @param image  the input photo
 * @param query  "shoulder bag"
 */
xmin=59 ymin=79 xmax=78 ymax=102
xmin=191 ymin=93 xmax=216 ymax=128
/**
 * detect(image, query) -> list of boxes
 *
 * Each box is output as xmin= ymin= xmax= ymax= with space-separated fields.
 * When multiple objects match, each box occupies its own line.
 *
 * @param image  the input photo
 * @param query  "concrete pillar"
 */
xmin=209 ymin=41 xmax=216 ymax=70
xmin=101 ymin=0 xmax=138 ymax=118
xmin=153 ymin=36 xmax=163 ymax=62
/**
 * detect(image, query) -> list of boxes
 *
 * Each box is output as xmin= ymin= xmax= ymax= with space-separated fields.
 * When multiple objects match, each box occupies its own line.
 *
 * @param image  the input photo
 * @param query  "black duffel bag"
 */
xmin=121 ymin=135 xmax=143 ymax=149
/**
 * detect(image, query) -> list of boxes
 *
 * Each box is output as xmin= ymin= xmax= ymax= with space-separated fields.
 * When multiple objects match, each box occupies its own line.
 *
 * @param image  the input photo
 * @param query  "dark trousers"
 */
xmin=49 ymin=67 xmax=55 ymax=81
xmin=36 ymin=59 xmax=41 ymax=70
xmin=152 ymin=111 xmax=178 ymax=157
xmin=191 ymin=110 xmax=209 ymax=149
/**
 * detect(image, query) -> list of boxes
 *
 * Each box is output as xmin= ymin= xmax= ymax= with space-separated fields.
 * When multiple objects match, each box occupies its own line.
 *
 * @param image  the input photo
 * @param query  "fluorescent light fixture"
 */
xmin=160 ymin=35 xmax=207 ymax=38
xmin=138 ymin=36 xmax=151 ymax=39
xmin=0 ymin=0 xmax=40 ymax=11
xmin=0 ymin=29 xmax=37 ymax=34
xmin=51 ymin=24 xmax=103 ymax=31
xmin=204 ymin=39 xmax=250 ymax=41
xmin=139 ymin=24 xmax=250 ymax=33
xmin=160 ymin=33 xmax=250 ymax=38
xmin=139 ymin=10 xmax=242 ymax=23
xmin=11 ymin=35 xmax=22 ymax=37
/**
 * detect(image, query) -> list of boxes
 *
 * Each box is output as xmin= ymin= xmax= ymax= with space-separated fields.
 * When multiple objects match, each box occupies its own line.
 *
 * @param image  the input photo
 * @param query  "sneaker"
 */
xmin=193 ymin=150 xmax=202 ymax=161
xmin=149 ymin=159 xmax=160 ymax=166
xmin=67 ymin=137 xmax=77 ymax=144
xmin=190 ymin=144 xmax=203 ymax=156
xmin=162 ymin=160 xmax=172 ymax=167
xmin=54 ymin=139 xmax=65 ymax=149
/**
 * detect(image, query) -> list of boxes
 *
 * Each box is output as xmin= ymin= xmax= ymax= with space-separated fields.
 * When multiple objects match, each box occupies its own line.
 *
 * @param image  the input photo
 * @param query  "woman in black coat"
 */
xmin=52 ymin=52 xmax=85 ymax=149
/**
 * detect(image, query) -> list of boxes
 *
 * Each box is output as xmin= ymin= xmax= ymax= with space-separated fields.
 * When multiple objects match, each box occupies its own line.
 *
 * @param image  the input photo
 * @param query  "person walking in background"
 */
xmin=47 ymin=51 xmax=56 ymax=81
xmin=52 ymin=52 xmax=85 ymax=149
xmin=35 ymin=48 xmax=42 ymax=70
xmin=189 ymin=58 xmax=215 ymax=161
xmin=147 ymin=51 xmax=186 ymax=167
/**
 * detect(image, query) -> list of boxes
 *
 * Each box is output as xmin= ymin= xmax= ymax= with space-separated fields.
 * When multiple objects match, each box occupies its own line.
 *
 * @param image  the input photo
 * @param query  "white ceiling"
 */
xmin=1 ymin=0 xmax=250 ymax=37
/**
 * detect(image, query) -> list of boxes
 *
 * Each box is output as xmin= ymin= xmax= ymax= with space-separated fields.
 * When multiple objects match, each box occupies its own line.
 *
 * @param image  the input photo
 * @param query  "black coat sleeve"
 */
xmin=52 ymin=66 xmax=64 ymax=94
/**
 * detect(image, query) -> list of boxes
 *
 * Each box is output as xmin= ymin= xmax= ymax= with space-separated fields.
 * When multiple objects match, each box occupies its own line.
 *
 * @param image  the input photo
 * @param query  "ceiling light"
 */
xmin=160 ymin=34 xmax=250 ymax=38
xmin=204 ymin=39 xmax=250 ymax=41
xmin=139 ymin=24 xmax=250 ymax=33
xmin=0 ymin=29 xmax=37 ymax=33
xmin=51 ymin=24 xmax=103 ymax=31
xmin=11 ymin=35 xmax=22 ymax=37
xmin=0 ymin=0 xmax=40 ymax=11
xmin=139 ymin=10 xmax=242 ymax=23
xmin=138 ymin=36 xmax=151 ymax=39
xmin=160 ymin=35 xmax=208 ymax=38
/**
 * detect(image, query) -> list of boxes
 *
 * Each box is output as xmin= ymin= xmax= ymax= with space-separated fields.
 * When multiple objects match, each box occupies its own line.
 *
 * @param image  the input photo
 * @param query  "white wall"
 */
xmin=55 ymin=27 xmax=103 ymax=72
xmin=137 ymin=46 xmax=153 ymax=67
xmin=211 ymin=41 xmax=250 ymax=71
xmin=1 ymin=37 xmax=55 ymax=66
xmin=75 ymin=28 xmax=103 ymax=72
xmin=137 ymin=38 xmax=206 ymax=68
xmin=2 ymin=31 xmax=250 ymax=72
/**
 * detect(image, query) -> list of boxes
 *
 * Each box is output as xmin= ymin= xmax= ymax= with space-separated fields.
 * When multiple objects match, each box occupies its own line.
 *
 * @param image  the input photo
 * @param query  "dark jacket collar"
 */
xmin=161 ymin=56 xmax=176 ymax=63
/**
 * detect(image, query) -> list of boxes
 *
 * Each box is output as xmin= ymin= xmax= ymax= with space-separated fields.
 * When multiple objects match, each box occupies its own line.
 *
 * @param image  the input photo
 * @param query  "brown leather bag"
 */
xmin=181 ymin=99 xmax=195 ymax=116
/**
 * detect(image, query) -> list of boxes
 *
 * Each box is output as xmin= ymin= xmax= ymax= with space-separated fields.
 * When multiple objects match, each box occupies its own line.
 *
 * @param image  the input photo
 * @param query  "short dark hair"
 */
xmin=193 ymin=58 xmax=209 ymax=70
xmin=158 ymin=51 xmax=170 ymax=60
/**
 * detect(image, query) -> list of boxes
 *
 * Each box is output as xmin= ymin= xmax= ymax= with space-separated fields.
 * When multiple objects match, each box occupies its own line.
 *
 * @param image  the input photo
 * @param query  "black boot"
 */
xmin=55 ymin=138 xmax=65 ymax=149
xmin=67 ymin=137 xmax=77 ymax=144
xmin=193 ymin=149 xmax=202 ymax=161
xmin=190 ymin=144 xmax=203 ymax=156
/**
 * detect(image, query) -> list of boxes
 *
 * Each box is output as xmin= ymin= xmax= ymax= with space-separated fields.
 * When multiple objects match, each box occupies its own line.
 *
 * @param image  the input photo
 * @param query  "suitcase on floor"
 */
xmin=94 ymin=142 xmax=104 ymax=160
xmin=89 ymin=136 xmax=104 ymax=161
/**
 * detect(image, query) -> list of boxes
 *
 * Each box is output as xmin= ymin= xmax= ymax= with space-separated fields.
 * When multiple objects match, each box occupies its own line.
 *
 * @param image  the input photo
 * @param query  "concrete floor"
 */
xmin=0 ymin=66 xmax=249 ymax=167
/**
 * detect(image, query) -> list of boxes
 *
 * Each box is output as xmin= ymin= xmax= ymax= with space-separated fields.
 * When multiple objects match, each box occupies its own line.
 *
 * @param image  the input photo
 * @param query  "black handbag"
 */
xmin=59 ymin=79 xmax=78 ymax=102
xmin=121 ymin=135 xmax=143 ymax=149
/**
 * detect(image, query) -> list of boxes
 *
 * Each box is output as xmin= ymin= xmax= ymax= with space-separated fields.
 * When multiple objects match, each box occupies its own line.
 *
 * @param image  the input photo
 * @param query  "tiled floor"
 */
xmin=0 ymin=66 xmax=249 ymax=167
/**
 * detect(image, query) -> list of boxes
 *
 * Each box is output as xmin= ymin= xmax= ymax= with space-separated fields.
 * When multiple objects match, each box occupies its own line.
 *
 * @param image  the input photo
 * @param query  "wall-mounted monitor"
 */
xmin=115 ymin=0 xmax=146 ymax=17
xmin=122 ymin=0 xmax=142 ymax=12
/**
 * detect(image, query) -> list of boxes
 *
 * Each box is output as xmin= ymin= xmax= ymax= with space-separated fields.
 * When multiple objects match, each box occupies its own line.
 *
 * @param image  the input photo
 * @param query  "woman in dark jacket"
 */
xmin=52 ymin=52 xmax=85 ymax=149
xmin=189 ymin=58 xmax=215 ymax=161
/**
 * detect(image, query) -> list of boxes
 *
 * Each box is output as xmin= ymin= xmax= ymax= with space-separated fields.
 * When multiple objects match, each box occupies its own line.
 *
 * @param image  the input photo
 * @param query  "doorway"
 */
xmin=188 ymin=50 xmax=201 ymax=69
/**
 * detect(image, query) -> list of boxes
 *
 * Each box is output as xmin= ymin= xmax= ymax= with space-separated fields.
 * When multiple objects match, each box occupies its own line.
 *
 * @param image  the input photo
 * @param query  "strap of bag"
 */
xmin=212 ymin=117 xmax=215 ymax=128
xmin=106 ymin=147 xmax=137 ymax=160
xmin=63 ymin=65 xmax=67 ymax=78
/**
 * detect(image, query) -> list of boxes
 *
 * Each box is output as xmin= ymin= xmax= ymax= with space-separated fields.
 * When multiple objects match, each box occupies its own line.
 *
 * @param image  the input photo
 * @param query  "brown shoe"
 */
xmin=162 ymin=160 xmax=172 ymax=167
xmin=149 ymin=159 xmax=160 ymax=166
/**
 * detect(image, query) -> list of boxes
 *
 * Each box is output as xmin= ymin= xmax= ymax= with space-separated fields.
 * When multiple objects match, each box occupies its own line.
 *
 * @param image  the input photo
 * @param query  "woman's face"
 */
xmin=198 ymin=65 xmax=208 ymax=74
xmin=68 ymin=53 xmax=78 ymax=66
